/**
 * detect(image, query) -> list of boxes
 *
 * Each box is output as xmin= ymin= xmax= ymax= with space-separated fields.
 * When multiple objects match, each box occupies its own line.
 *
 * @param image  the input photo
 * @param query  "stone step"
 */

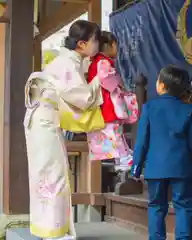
xmin=6 ymin=222 xmax=144 ymax=240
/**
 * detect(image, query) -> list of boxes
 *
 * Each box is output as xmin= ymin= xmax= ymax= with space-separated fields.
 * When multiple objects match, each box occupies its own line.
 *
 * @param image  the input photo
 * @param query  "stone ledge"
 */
xmin=6 ymin=228 xmax=38 ymax=240
xmin=0 ymin=214 xmax=29 ymax=239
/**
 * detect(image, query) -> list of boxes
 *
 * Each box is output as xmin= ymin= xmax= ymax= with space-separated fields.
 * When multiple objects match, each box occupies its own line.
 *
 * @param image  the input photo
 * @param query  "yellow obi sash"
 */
xmin=41 ymin=98 xmax=105 ymax=133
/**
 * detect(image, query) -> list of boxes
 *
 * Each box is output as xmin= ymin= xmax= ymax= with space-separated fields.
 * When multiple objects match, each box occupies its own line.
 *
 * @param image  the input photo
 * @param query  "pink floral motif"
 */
xmin=63 ymin=71 xmax=72 ymax=85
xmin=97 ymin=60 xmax=116 ymax=79
xmin=73 ymin=113 xmax=80 ymax=120
xmin=66 ymin=206 xmax=70 ymax=217
xmin=55 ymin=222 xmax=62 ymax=229
xmin=87 ymin=122 xmax=130 ymax=161
xmin=36 ymin=175 xmax=56 ymax=200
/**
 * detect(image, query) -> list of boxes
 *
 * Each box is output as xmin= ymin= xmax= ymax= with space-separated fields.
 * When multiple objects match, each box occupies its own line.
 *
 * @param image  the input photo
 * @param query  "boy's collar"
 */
xmin=158 ymin=93 xmax=177 ymax=99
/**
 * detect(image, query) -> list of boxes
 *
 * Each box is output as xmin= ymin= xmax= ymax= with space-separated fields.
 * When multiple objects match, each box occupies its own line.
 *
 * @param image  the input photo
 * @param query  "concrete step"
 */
xmin=6 ymin=222 xmax=144 ymax=240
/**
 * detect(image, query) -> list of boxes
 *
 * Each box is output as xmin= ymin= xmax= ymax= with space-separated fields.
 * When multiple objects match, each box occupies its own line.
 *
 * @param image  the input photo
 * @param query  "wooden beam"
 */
xmin=66 ymin=141 xmax=88 ymax=152
xmin=0 ymin=16 xmax=9 ymax=23
xmin=72 ymin=193 xmax=105 ymax=206
xmin=40 ymin=2 xmax=88 ymax=40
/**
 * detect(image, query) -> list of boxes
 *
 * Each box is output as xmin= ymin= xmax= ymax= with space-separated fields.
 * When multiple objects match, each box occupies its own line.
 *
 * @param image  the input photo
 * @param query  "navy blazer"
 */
xmin=131 ymin=94 xmax=192 ymax=179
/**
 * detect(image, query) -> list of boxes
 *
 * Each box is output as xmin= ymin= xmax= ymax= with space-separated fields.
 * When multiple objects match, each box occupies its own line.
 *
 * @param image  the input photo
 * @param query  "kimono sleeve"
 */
xmin=56 ymin=64 xmax=101 ymax=111
xmin=131 ymin=104 xmax=150 ymax=178
xmin=97 ymin=59 xmax=121 ymax=92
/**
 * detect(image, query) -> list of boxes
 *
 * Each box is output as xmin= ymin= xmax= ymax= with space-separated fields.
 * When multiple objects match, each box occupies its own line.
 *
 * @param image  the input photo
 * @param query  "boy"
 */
xmin=131 ymin=65 xmax=192 ymax=240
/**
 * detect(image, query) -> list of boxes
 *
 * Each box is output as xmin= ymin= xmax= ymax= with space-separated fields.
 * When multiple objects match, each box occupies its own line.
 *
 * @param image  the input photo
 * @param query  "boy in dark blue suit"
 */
xmin=131 ymin=65 xmax=192 ymax=240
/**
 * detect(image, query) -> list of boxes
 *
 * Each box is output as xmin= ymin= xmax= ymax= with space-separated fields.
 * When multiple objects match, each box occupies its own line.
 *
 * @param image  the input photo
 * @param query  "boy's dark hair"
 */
xmin=159 ymin=65 xmax=191 ymax=99
xmin=65 ymin=20 xmax=100 ymax=50
xmin=99 ymin=31 xmax=117 ymax=52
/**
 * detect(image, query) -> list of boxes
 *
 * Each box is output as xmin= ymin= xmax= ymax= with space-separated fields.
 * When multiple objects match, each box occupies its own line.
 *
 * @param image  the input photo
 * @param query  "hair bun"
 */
xmin=65 ymin=36 xmax=77 ymax=50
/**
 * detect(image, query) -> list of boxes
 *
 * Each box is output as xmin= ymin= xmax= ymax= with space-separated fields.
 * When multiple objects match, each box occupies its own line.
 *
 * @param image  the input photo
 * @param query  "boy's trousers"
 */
xmin=147 ymin=179 xmax=192 ymax=240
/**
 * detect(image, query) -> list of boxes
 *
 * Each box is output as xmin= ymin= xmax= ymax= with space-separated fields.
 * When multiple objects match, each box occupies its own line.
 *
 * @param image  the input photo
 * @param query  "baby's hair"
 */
xmin=65 ymin=20 xmax=100 ymax=50
xmin=99 ymin=31 xmax=117 ymax=52
xmin=159 ymin=65 xmax=191 ymax=99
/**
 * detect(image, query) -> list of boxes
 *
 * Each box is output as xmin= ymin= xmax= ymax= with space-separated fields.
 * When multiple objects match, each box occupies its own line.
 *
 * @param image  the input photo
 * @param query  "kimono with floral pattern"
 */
xmin=24 ymin=48 xmax=101 ymax=239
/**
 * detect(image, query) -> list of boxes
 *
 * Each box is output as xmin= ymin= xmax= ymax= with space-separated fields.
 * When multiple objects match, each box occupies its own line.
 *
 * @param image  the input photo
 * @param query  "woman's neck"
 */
xmin=74 ymin=49 xmax=86 ymax=59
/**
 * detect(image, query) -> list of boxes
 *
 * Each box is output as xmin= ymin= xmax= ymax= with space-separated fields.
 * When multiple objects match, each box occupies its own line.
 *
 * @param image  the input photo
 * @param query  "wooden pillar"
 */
xmin=135 ymin=74 xmax=148 ymax=116
xmin=75 ymin=0 xmax=103 ymax=223
xmin=87 ymin=0 xmax=102 ymax=194
xmin=88 ymin=0 xmax=102 ymax=27
xmin=33 ymin=36 xmax=42 ymax=71
xmin=33 ymin=0 xmax=46 ymax=72
xmin=0 ymin=5 xmax=6 ymax=214
xmin=115 ymin=76 xmax=147 ymax=196
xmin=113 ymin=0 xmax=127 ymax=10
xmin=113 ymin=0 xmax=139 ymax=11
xmin=3 ymin=0 xmax=34 ymax=214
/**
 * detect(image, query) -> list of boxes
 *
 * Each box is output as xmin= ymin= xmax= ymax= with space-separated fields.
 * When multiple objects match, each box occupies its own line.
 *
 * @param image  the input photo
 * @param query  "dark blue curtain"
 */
xmin=110 ymin=0 xmax=192 ymax=99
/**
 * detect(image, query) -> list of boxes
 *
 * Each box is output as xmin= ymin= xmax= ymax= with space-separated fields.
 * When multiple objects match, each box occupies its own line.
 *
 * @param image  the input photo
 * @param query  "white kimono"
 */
xmin=24 ymin=48 xmax=101 ymax=239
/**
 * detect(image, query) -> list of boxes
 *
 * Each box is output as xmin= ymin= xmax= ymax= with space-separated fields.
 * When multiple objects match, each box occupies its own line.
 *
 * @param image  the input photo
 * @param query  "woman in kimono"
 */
xmin=24 ymin=20 xmax=100 ymax=240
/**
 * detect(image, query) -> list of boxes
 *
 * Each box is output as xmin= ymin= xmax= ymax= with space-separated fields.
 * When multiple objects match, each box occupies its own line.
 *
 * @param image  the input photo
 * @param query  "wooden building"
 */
xmin=0 ymin=0 xmax=174 ymax=238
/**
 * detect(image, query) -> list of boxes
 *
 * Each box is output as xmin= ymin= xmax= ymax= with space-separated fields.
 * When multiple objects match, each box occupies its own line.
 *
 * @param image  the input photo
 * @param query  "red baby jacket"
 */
xmin=87 ymin=53 xmax=119 ymax=123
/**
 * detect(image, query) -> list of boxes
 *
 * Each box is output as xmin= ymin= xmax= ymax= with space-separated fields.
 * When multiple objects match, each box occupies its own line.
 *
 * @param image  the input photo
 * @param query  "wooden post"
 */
xmin=0 ymin=5 xmax=6 ymax=214
xmin=131 ymin=74 xmax=148 ymax=145
xmin=113 ymin=0 xmax=127 ymax=10
xmin=87 ymin=0 xmax=102 ymax=195
xmin=88 ymin=0 xmax=101 ymax=26
xmin=115 ymin=75 xmax=147 ymax=196
xmin=3 ymin=0 xmax=34 ymax=214
xmin=75 ymin=0 xmax=103 ymax=223
xmin=33 ymin=0 xmax=47 ymax=72
xmin=134 ymin=74 xmax=148 ymax=115
xmin=33 ymin=36 xmax=42 ymax=71
xmin=113 ymin=0 xmax=141 ymax=11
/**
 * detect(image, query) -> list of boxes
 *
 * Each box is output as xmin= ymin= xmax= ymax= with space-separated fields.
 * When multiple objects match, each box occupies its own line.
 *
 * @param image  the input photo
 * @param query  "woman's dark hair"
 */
xmin=99 ymin=31 xmax=117 ymax=52
xmin=65 ymin=20 xmax=100 ymax=50
xmin=159 ymin=65 xmax=191 ymax=99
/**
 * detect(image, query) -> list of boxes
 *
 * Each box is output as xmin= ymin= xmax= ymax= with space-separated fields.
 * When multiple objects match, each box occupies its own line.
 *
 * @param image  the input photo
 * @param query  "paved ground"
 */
xmin=6 ymin=222 xmax=144 ymax=240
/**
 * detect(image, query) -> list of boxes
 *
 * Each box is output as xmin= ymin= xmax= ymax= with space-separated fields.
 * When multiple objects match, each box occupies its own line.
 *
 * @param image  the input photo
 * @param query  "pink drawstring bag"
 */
xmin=111 ymin=88 xmax=139 ymax=124
xmin=123 ymin=91 xmax=139 ymax=124
xmin=97 ymin=59 xmax=139 ymax=124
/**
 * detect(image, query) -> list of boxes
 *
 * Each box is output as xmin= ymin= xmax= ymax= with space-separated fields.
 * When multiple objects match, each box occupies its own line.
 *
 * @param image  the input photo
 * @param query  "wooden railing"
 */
xmin=66 ymin=141 xmax=105 ymax=222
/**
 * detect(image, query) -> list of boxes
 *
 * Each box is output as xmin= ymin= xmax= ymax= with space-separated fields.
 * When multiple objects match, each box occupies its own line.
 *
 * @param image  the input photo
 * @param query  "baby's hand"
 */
xmin=132 ymin=176 xmax=141 ymax=182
